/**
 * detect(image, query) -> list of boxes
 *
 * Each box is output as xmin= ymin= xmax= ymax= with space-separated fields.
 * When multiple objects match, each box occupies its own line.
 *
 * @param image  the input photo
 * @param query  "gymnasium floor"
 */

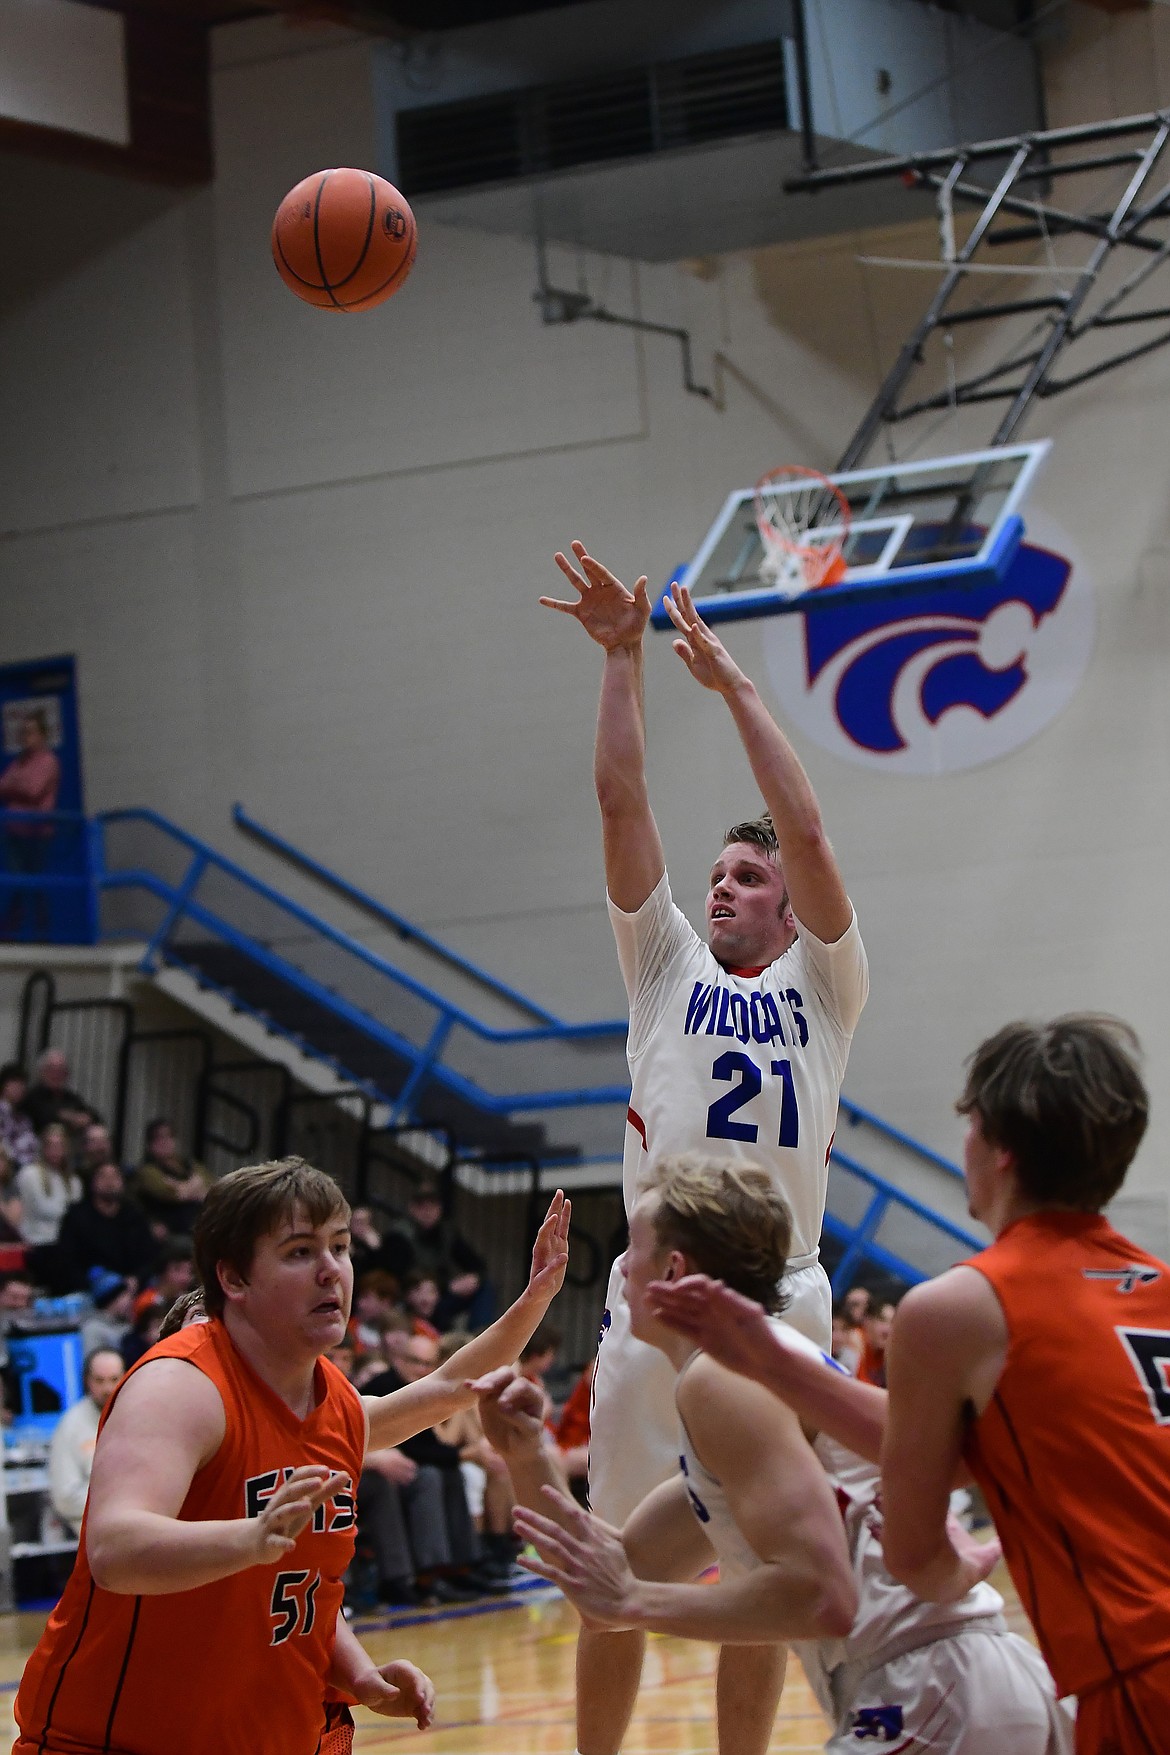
xmin=0 ymin=1567 xmax=1037 ymax=1752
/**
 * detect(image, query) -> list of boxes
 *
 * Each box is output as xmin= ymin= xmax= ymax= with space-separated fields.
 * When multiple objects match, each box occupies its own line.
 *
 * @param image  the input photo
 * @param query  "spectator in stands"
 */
xmin=0 ymin=709 xmax=60 ymax=940
xmin=0 ymin=1274 xmax=34 ymax=1314
xmin=0 ymin=1064 xmax=38 ymax=1168
xmin=15 ymin=1123 xmax=82 ymax=1280
xmin=134 ymin=1117 xmax=209 ymax=1237
xmin=363 ymin=1332 xmax=506 ymax=1601
xmin=857 ymin=1294 xmax=898 ymax=1387
xmin=350 ymin=1269 xmax=402 ymax=1355
xmin=347 ymin=1206 xmax=389 ymax=1282
xmin=403 ymin=1271 xmax=441 ymax=1341
xmin=135 ymin=1240 xmax=195 ymax=1322
xmin=47 ymin=1347 xmax=123 ymax=1539
xmin=327 ymin=1338 xmax=458 ymax=1609
xmin=391 ymin=1179 xmax=495 ymax=1329
xmin=0 ymin=1145 xmax=24 ymax=1244
xmin=21 ymin=1049 xmax=100 ymax=1147
xmin=80 ymin=1270 xmax=138 ymax=1357
xmin=121 ymin=1298 xmax=165 ymax=1369
xmin=81 ymin=1123 xmax=117 ymax=1180
xmin=434 ymin=1331 xmax=517 ymax=1580
xmin=554 ymin=1356 xmax=593 ymax=1496
xmin=56 ymin=1161 xmax=157 ymax=1292
xmin=519 ymin=1323 xmax=561 ymax=1391
xmin=831 ymin=1301 xmax=864 ymax=1375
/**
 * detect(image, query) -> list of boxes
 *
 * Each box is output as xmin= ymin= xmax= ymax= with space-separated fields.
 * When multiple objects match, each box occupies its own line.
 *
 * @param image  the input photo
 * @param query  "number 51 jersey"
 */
xmin=14 ymin=1319 xmax=365 ymax=1755
xmin=610 ymin=872 xmax=868 ymax=1256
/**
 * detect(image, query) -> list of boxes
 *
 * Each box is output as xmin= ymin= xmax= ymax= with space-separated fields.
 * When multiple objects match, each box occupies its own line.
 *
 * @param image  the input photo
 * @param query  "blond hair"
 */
xmin=646 ymin=1154 xmax=791 ymax=1314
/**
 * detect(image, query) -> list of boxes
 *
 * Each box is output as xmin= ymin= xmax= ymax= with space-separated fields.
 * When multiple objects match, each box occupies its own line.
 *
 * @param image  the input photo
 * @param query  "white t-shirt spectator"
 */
xmin=48 ymin=1395 xmax=100 ymax=1535
xmin=15 ymin=1163 xmax=82 ymax=1245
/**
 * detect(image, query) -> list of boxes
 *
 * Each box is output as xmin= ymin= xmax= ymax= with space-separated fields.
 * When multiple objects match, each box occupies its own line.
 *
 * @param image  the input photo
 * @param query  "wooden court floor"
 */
xmin=0 ymin=1566 xmax=1036 ymax=1753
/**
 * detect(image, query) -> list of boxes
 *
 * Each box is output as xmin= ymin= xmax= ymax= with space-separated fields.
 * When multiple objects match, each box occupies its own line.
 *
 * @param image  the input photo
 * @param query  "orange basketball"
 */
xmin=271 ymin=168 xmax=417 ymax=313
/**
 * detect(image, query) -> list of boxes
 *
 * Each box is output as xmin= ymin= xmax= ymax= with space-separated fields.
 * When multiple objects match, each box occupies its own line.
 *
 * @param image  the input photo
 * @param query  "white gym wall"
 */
xmin=0 ymin=0 xmax=1167 ymax=1228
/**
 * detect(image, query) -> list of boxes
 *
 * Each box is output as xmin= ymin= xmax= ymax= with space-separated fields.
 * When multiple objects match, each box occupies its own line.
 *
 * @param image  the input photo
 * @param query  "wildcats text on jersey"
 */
xmin=683 ymin=979 xmax=808 ymax=1048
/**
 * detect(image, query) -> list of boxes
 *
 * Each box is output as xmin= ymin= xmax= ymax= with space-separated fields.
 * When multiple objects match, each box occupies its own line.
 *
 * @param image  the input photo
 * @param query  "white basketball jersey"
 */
xmin=610 ymin=873 xmax=868 ymax=1257
xmin=797 ymin=1433 xmax=1005 ymax=1719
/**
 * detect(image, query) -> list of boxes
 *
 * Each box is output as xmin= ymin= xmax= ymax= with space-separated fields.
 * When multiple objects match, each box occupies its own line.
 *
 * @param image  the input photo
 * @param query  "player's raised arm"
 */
xmin=542 ymin=542 xmax=664 ymax=912
xmin=363 ymin=1193 xmax=570 ymax=1451
xmin=664 ymin=583 xmax=851 ymax=945
xmin=85 ymin=1359 xmax=346 ymax=1594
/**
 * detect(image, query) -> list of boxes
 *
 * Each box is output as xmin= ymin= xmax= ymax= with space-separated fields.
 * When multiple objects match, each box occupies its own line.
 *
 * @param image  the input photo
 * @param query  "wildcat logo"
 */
xmin=851 ymin=1704 xmax=904 ymax=1740
xmin=762 ymin=527 xmax=1093 ymax=775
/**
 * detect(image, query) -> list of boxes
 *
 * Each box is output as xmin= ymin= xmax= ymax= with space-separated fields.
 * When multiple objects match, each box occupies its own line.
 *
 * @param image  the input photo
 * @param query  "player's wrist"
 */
xmin=718 ymin=671 xmax=755 ymax=703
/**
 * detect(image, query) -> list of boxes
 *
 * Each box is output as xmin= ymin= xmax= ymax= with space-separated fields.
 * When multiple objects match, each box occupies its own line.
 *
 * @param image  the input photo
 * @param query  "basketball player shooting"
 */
xmin=541 ymin=545 xmax=869 ymax=1755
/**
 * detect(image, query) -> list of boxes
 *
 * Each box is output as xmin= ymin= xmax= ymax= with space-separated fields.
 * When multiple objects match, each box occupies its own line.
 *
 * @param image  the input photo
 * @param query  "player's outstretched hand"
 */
xmin=353 ymin=1658 xmax=436 ymax=1729
xmin=249 ymin=1466 xmax=349 ymax=1563
xmin=524 ymin=1189 xmax=571 ymax=1305
xmin=468 ymin=1366 xmax=548 ymax=1460
xmin=514 ymin=1485 xmax=637 ymax=1629
xmin=647 ymin=1274 xmax=782 ymax=1387
xmin=664 ymin=583 xmax=747 ymax=694
xmin=541 ymin=543 xmax=651 ymax=653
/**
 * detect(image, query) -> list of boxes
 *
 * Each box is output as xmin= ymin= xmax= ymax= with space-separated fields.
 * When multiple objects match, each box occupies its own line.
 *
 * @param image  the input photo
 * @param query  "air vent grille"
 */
xmin=397 ymin=39 xmax=789 ymax=197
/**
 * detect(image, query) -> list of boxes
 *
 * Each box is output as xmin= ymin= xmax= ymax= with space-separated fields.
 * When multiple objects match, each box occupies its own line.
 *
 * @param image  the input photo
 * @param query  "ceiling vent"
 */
xmin=395 ymin=39 xmax=788 ymax=197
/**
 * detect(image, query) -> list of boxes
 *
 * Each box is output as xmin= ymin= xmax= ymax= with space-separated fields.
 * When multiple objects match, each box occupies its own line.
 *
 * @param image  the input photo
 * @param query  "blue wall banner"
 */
xmin=0 ymin=656 xmax=94 ymax=945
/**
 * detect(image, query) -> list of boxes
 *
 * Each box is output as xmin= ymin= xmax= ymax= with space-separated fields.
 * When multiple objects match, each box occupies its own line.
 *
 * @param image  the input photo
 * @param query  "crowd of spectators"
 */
xmin=0 ymin=1051 xmax=209 ymax=1420
xmin=830 ymin=1282 xmax=902 ymax=1386
xmin=0 ymin=1073 xmax=594 ymax=1610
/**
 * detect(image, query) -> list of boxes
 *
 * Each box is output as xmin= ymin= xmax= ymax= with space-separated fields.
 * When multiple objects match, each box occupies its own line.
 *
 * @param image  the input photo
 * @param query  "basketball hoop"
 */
xmin=753 ymin=465 xmax=851 ymax=594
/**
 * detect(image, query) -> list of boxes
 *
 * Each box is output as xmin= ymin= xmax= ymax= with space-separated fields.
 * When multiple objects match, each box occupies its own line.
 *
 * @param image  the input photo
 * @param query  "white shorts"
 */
xmin=824 ymin=1627 xmax=1074 ymax=1755
xmin=589 ymin=1256 xmax=832 ymax=1527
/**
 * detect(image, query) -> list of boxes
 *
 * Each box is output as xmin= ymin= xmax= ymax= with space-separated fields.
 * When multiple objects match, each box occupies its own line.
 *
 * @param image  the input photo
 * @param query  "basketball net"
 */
xmin=754 ymin=465 xmax=851 ymax=595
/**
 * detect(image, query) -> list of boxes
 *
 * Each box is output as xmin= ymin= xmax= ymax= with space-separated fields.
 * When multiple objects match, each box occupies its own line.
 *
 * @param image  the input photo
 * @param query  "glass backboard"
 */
xmin=651 ymin=441 xmax=1051 ymax=627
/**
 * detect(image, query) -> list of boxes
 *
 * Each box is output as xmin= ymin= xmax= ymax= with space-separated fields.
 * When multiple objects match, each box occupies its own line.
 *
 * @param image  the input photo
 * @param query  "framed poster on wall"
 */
xmin=0 ymin=656 xmax=93 ymax=945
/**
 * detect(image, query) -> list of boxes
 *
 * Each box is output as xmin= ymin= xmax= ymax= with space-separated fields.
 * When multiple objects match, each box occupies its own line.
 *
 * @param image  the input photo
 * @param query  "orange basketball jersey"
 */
xmin=14 ymin=1319 xmax=365 ymax=1755
xmin=963 ymin=1210 xmax=1170 ymax=1699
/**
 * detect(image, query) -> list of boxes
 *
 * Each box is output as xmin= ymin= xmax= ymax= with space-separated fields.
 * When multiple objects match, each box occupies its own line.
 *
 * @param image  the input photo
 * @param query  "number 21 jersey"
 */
xmin=610 ymin=872 xmax=868 ymax=1257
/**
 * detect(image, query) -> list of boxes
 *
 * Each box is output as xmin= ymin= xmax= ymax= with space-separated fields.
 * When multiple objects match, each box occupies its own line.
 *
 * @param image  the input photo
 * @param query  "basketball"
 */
xmin=271 ymin=168 xmax=417 ymax=312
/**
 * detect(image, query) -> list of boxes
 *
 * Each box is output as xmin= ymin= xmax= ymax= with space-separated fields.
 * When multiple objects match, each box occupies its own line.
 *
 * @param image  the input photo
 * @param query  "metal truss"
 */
xmin=785 ymin=112 xmax=1170 ymax=471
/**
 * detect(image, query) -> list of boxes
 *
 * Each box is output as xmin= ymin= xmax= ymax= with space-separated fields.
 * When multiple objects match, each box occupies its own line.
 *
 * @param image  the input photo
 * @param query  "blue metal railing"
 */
xmin=825 ymin=1146 xmax=981 ymax=1294
xmin=0 ymin=801 xmax=976 ymax=1286
xmin=95 ymin=809 xmax=631 ymax=1132
xmin=838 ymin=1094 xmax=964 ymax=1182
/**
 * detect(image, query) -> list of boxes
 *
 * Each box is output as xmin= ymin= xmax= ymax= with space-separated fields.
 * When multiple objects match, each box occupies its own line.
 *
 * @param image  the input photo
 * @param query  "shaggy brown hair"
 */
xmin=193 ymin=1157 xmax=350 ymax=1317
xmin=647 ymin=1154 xmax=791 ymax=1314
xmin=956 ymin=1015 xmax=1148 ymax=1212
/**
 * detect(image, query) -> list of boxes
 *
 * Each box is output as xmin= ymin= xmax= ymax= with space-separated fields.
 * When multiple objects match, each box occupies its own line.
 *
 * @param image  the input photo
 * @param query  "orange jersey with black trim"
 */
xmin=963 ymin=1211 xmax=1170 ymax=1698
xmin=14 ymin=1319 xmax=365 ymax=1755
